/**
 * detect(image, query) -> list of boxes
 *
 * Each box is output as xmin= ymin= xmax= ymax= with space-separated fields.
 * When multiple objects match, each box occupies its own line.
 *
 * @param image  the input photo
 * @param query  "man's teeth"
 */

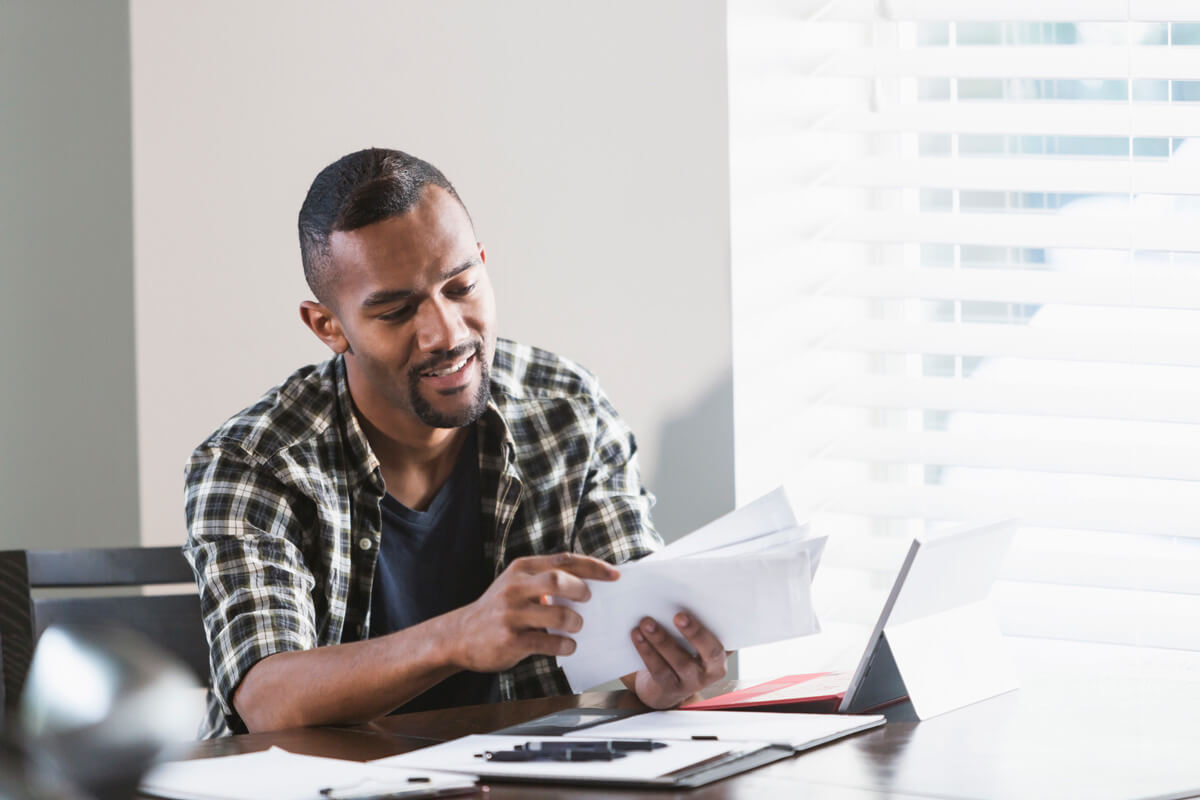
xmin=424 ymin=355 xmax=471 ymax=377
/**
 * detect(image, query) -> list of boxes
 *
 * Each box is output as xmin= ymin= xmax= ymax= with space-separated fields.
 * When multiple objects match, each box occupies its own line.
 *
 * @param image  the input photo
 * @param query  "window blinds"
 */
xmin=729 ymin=0 xmax=1200 ymax=661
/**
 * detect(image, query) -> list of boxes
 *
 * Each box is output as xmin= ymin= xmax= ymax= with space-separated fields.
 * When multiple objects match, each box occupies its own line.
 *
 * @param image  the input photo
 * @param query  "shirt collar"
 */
xmin=333 ymin=355 xmax=382 ymax=489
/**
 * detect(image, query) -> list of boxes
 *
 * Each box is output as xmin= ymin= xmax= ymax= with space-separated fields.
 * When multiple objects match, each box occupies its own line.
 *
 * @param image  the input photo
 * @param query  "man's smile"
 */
xmin=417 ymin=351 xmax=477 ymax=392
xmin=421 ymin=352 xmax=473 ymax=378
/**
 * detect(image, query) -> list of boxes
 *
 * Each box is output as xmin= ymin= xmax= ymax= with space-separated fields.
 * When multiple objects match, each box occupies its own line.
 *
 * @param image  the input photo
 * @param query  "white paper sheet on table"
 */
xmin=555 ymin=549 xmax=821 ymax=690
xmin=139 ymin=746 xmax=476 ymax=800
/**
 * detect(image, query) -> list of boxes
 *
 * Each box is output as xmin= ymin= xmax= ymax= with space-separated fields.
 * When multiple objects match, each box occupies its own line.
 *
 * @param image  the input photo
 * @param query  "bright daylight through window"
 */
xmin=728 ymin=0 xmax=1200 ymax=678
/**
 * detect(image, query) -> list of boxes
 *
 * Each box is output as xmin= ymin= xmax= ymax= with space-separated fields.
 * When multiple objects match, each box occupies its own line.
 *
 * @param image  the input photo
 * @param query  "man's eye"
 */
xmin=448 ymin=283 xmax=476 ymax=298
xmin=379 ymin=306 xmax=414 ymax=322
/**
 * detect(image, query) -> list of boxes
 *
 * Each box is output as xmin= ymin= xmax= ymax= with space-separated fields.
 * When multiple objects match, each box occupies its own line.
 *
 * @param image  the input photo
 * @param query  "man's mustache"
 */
xmin=410 ymin=342 xmax=481 ymax=377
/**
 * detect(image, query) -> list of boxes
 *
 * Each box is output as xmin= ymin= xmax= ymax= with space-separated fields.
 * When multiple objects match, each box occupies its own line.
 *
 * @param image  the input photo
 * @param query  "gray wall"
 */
xmin=0 ymin=0 xmax=139 ymax=549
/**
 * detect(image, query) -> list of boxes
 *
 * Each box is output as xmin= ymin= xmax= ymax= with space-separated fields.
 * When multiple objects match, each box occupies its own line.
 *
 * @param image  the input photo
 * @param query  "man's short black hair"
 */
xmin=298 ymin=148 xmax=469 ymax=304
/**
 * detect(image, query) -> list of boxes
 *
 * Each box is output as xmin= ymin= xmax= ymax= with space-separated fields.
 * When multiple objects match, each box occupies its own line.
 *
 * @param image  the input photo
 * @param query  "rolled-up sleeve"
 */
xmin=183 ymin=441 xmax=318 ymax=730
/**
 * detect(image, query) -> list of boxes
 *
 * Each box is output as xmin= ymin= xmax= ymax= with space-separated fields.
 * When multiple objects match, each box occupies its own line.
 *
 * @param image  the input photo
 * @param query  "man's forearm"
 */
xmin=231 ymin=553 xmax=616 ymax=732
xmin=233 ymin=612 xmax=462 ymax=732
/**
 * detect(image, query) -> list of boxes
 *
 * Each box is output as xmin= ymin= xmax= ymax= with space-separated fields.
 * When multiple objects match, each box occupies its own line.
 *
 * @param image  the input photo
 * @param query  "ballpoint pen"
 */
xmin=516 ymin=739 xmax=668 ymax=752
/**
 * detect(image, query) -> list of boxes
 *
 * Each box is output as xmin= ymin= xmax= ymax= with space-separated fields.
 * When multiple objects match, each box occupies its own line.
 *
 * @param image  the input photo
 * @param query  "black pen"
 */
xmin=517 ymin=739 xmax=668 ymax=752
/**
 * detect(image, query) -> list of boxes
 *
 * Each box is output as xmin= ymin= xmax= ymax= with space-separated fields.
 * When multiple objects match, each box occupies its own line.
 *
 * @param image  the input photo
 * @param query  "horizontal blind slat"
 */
xmin=797 ymin=429 xmax=1200 ymax=480
xmin=813 ymin=0 xmax=1200 ymax=23
xmin=823 ymin=210 xmax=1200 ymax=252
xmin=818 ymin=481 xmax=1200 ymax=536
xmin=816 ymin=157 xmax=1199 ymax=196
xmin=811 ymin=102 xmax=1200 ymax=138
xmin=809 ymin=46 xmax=1200 ymax=81
xmin=821 ymin=265 xmax=1200 ymax=310
xmin=818 ymin=320 xmax=1200 ymax=367
xmin=814 ymin=525 xmax=1200 ymax=595
xmin=821 ymin=375 xmax=1200 ymax=424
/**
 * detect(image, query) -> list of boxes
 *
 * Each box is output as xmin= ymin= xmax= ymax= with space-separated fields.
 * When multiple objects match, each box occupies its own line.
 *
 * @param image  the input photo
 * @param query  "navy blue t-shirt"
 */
xmin=369 ymin=428 xmax=500 ymax=713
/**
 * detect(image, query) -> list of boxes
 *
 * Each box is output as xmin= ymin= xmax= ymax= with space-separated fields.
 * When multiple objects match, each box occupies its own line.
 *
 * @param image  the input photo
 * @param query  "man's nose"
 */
xmin=414 ymin=297 xmax=469 ymax=353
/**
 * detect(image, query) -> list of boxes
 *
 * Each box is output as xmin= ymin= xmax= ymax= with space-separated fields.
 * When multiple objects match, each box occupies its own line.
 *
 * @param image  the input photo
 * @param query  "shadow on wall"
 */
xmin=647 ymin=368 xmax=736 ymax=544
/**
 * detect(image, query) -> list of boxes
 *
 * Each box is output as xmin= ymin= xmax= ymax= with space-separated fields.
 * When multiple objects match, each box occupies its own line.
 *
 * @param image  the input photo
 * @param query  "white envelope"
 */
xmin=642 ymin=486 xmax=802 ymax=562
xmin=556 ymin=551 xmax=820 ymax=691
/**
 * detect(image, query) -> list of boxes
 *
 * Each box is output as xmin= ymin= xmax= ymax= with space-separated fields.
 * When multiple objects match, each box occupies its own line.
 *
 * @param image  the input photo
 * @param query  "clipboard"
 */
xmin=380 ymin=707 xmax=883 ymax=789
xmin=373 ymin=733 xmax=792 ymax=790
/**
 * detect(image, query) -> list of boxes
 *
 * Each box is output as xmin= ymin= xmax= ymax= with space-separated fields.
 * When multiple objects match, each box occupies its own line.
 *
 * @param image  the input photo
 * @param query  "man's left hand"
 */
xmin=625 ymin=612 xmax=727 ymax=709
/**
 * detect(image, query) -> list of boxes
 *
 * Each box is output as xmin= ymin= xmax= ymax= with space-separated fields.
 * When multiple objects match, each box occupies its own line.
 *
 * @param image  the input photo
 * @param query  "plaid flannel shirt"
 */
xmin=184 ymin=338 xmax=662 ymax=738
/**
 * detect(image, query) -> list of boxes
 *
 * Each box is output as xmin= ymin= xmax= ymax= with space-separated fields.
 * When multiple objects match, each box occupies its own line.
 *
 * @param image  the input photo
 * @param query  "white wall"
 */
xmin=131 ymin=1 xmax=734 ymax=546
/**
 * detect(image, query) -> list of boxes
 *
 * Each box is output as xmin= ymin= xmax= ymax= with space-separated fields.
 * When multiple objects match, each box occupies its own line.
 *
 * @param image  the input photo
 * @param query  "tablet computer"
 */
xmin=838 ymin=518 xmax=1018 ymax=717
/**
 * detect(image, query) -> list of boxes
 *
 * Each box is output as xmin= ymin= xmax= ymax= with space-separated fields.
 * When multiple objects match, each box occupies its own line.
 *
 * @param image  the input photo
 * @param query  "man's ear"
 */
xmin=300 ymin=300 xmax=351 ymax=354
xmin=478 ymin=243 xmax=486 ymax=264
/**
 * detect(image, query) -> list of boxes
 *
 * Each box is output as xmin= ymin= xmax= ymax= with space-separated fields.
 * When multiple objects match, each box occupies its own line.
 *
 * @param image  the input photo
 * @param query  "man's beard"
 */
xmin=407 ymin=341 xmax=491 ymax=428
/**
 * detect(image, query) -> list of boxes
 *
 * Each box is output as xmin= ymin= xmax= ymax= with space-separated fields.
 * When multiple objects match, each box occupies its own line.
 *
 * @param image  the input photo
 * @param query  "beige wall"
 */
xmin=131 ymin=1 xmax=734 ymax=546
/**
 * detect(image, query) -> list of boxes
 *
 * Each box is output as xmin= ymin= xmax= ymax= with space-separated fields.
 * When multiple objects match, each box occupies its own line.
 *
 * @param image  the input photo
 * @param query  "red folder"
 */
xmin=682 ymin=672 xmax=852 ymax=714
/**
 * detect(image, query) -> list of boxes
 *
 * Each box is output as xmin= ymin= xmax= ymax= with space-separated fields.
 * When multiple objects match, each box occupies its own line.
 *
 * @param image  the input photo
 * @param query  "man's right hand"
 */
xmin=445 ymin=552 xmax=619 ymax=673
xmin=233 ymin=552 xmax=618 ymax=732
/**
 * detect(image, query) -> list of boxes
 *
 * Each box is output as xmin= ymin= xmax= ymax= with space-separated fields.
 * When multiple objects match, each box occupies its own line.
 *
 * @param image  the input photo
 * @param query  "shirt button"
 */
xmin=358 ymin=537 xmax=373 ymax=551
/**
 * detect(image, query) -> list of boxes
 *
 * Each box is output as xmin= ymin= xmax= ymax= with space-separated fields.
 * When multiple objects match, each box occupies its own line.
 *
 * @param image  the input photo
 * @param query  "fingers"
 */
xmin=674 ymin=612 xmax=728 ymax=678
xmin=518 ymin=629 xmax=579 ymax=658
xmin=631 ymin=618 xmax=681 ymax=691
xmin=502 ymin=553 xmax=616 ymax=606
xmin=635 ymin=617 xmax=704 ymax=688
xmin=529 ymin=567 xmax=593 ymax=603
xmin=631 ymin=614 xmax=727 ymax=692
xmin=515 ymin=553 xmax=620 ymax=582
xmin=520 ymin=602 xmax=585 ymax=634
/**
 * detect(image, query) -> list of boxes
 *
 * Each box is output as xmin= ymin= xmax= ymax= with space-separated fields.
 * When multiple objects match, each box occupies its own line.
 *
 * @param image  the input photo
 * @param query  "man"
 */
xmin=184 ymin=148 xmax=727 ymax=738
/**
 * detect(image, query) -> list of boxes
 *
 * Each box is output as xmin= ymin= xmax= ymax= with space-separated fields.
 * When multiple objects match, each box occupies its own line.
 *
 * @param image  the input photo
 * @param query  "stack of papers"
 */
xmin=556 ymin=487 xmax=827 ymax=689
xmin=140 ymin=747 xmax=477 ymax=800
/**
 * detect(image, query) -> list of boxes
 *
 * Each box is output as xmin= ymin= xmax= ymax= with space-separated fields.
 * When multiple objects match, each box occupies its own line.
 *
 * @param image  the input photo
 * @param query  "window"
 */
xmin=729 ymin=0 xmax=1200 ymax=677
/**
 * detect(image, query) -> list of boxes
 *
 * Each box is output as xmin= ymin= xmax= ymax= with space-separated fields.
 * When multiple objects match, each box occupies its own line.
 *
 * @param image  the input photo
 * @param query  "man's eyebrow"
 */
xmin=360 ymin=258 xmax=481 ymax=308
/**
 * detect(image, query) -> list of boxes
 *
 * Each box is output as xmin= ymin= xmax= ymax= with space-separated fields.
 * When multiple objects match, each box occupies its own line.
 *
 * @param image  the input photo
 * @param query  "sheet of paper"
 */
xmin=641 ymin=486 xmax=801 ymax=562
xmin=374 ymin=734 xmax=743 ymax=782
xmin=140 ymin=746 xmax=476 ymax=800
xmin=571 ymin=709 xmax=885 ymax=751
xmin=556 ymin=553 xmax=819 ymax=690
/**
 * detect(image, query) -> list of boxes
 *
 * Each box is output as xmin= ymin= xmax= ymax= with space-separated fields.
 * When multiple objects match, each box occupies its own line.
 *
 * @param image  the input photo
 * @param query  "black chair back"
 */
xmin=0 ymin=547 xmax=208 ymax=712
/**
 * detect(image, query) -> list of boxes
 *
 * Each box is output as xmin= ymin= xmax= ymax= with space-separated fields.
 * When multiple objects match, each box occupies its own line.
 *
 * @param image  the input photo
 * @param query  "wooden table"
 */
xmin=180 ymin=651 xmax=1200 ymax=800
